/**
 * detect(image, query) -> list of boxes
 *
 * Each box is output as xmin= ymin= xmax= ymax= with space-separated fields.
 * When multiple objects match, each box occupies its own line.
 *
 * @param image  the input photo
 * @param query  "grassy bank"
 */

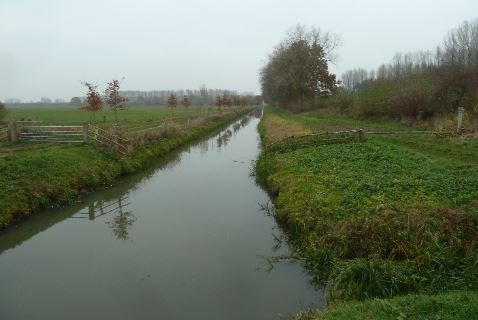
xmin=255 ymin=107 xmax=478 ymax=318
xmin=0 ymin=109 xmax=249 ymax=229
xmin=292 ymin=291 xmax=478 ymax=320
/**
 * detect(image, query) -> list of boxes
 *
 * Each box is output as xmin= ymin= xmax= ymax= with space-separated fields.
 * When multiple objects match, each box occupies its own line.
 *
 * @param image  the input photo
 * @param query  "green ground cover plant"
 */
xmin=291 ymin=291 xmax=478 ymax=320
xmin=256 ymin=107 xmax=478 ymax=318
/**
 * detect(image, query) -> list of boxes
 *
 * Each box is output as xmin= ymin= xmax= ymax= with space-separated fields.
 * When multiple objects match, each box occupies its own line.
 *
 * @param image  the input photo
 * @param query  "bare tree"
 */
xmin=199 ymin=84 xmax=208 ymax=108
xmin=105 ymin=79 xmax=127 ymax=123
xmin=341 ymin=68 xmax=369 ymax=92
xmin=215 ymin=96 xmax=222 ymax=109
xmin=222 ymin=92 xmax=231 ymax=108
xmin=286 ymin=24 xmax=341 ymax=63
xmin=443 ymin=19 xmax=478 ymax=68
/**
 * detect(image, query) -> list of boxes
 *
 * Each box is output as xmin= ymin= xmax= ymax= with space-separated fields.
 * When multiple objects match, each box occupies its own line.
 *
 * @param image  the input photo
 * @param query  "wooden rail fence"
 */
xmin=0 ymin=122 xmax=8 ymax=142
xmin=5 ymin=121 xmax=88 ymax=143
xmin=267 ymin=128 xmax=455 ymax=153
xmin=267 ymin=130 xmax=366 ymax=153
xmin=89 ymin=125 xmax=129 ymax=155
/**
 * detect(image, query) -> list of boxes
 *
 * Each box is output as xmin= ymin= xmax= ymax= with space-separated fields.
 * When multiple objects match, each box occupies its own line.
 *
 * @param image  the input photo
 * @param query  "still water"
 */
xmin=0 ymin=111 xmax=325 ymax=320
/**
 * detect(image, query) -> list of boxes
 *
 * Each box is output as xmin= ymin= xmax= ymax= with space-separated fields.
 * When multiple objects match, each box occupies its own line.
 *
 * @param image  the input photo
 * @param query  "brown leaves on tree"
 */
xmin=82 ymin=82 xmax=102 ymax=116
xmin=222 ymin=92 xmax=232 ymax=108
xmin=181 ymin=95 xmax=191 ymax=108
xmin=167 ymin=93 xmax=177 ymax=108
xmin=216 ymin=96 xmax=223 ymax=109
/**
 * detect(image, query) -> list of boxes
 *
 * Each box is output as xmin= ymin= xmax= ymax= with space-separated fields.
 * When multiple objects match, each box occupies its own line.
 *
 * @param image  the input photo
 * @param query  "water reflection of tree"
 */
xmin=216 ymin=129 xmax=233 ymax=148
xmin=240 ymin=116 xmax=251 ymax=127
xmin=72 ymin=194 xmax=136 ymax=241
xmin=199 ymin=140 xmax=209 ymax=153
xmin=106 ymin=196 xmax=136 ymax=241
xmin=253 ymin=107 xmax=262 ymax=119
xmin=232 ymin=122 xmax=241 ymax=133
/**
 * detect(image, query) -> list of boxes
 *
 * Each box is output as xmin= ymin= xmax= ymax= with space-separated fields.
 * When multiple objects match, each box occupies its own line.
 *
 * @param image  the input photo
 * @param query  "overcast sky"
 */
xmin=0 ymin=0 xmax=477 ymax=102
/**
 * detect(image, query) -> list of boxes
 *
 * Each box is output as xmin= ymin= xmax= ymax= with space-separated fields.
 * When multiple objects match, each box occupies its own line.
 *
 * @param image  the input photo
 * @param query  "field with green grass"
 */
xmin=255 ymin=107 xmax=478 ymax=319
xmin=4 ymin=104 xmax=206 ymax=124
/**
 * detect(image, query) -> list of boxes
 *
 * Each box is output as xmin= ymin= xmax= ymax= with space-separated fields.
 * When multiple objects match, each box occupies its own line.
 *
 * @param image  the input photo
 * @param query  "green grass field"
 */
xmin=256 ymin=107 xmax=478 ymax=319
xmin=4 ymin=105 xmax=205 ymax=124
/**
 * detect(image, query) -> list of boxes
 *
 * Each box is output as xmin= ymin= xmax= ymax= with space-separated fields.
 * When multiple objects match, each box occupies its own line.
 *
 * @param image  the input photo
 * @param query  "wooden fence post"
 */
xmin=8 ymin=121 xmax=18 ymax=142
xmin=83 ymin=123 xmax=89 ymax=143
xmin=457 ymin=107 xmax=465 ymax=133
xmin=358 ymin=129 xmax=365 ymax=141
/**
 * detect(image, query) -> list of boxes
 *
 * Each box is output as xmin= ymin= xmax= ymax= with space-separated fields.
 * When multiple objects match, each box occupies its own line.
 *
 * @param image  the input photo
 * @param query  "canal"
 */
xmin=0 ymin=111 xmax=325 ymax=320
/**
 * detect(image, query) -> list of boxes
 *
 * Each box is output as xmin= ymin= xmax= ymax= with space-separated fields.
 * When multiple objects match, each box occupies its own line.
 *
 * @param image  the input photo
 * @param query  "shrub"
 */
xmin=356 ymin=79 xmax=398 ymax=118
xmin=330 ymin=259 xmax=419 ymax=301
xmin=389 ymin=77 xmax=435 ymax=119
xmin=434 ymin=68 xmax=478 ymax=117
xmin=353 ymin=75 xmax=439 ymax=120
xmin=0 ymin=101 xmax=5 ymax=120
xmin=317 ymin=89 xmax=356 ymax=112
xmin=158 ymin=123 xmax=183 ymax=138
xmin=331 ymin=90 xmax=356 ymax=111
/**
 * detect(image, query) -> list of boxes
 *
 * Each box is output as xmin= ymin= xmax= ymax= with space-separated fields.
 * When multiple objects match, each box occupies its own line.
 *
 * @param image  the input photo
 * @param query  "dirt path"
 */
xmin=261 ymin=113 xmax=311 ymax=145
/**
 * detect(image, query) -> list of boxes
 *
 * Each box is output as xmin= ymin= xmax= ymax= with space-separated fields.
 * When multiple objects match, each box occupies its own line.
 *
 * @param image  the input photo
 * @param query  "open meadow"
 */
xmin=4 ymin=104 xmax=208 ymax=124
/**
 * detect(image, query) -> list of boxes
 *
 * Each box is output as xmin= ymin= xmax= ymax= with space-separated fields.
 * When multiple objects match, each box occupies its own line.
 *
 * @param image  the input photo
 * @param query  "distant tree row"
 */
xmin=3 ymin=98 xmax=66 ymax=104
xmin=165 ymin=91 xmax=256 ymax=109
xmin=215 ymin=92 xmax=255 ymax=108
xmin=260 ymin=25 xmax=340 ymax=111
xmin=71 ymin=86 xmax=261 ymax=108
xmin=332 ymin=18 xmax=478 ymax=121
xmin=341 ymin=19 xmax=478 ymax=91
xmin=117 ymin=87 xmax=260 ymax=107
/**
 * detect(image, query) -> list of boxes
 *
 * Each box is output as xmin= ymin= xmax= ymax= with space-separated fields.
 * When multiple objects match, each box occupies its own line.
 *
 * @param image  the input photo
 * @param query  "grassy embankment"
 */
xmin=255 ymin=107 xmax=478 ymax=319
xmin=291 ymin=291 xmax=478 ymax=320
xmin=0 ymin=107 xmax=250 ymax=229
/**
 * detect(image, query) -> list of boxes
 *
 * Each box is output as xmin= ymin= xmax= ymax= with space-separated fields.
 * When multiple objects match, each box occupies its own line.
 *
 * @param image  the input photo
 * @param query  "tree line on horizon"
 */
xmin=2 ymin=87 xmax=262 ymax=108
xmin=337 ymin=18 xmax=478 ymax=120
xmin=71 ymin=86 xmax=262 ymax=108
xmin=260 ymin=19 xmax=478 ymax=122
xmin=81 ymin=80 xmax=261 ymax=121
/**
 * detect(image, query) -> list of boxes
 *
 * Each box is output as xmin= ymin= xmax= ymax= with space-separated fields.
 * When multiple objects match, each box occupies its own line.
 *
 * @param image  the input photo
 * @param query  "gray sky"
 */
xmin=0 ymin=0 xmax=477 ymax=102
